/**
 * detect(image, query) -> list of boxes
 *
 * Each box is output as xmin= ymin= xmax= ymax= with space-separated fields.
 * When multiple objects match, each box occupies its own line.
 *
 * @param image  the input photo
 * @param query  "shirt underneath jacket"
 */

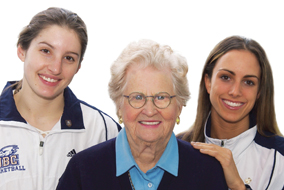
xmin=116 ymin=128 xmax=178 ymax=190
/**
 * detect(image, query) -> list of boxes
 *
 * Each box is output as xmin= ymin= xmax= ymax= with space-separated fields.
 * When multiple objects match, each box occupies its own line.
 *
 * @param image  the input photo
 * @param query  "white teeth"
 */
xmin=40 ymin=75 xmax=58 ymax=83
xmin=224 ymin=100 xmax=243 ymax=107
xmin=140 ymin=121 xmax=160 ymax=125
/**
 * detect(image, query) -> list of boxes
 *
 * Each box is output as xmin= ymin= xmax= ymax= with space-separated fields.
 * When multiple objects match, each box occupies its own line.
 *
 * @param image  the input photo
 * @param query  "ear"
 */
xmin=76 ymin=64 xmax=81 ymax=73
xmin=178 ymin=104 xmax=183 ymax=116
xmin=17 ymin=45 xmax=26 ymax=62
xmin=204 ymin=74 xmax=211 ymax=94
xmin=76 ymin=57 xmax=84 ymax=73
xmin=118 ymin=108 xmax=122 ymax=118
xmin=257 ymin=91 xmax=260 ymax=99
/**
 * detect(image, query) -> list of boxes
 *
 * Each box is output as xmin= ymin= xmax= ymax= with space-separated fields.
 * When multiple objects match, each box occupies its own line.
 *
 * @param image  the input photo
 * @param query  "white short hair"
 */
xmin=108 ymin=39 xmax=190 ymax=116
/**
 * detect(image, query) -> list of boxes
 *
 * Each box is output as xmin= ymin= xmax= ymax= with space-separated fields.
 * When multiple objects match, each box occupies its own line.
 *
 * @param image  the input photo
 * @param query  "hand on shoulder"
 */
xmin=191 ymin=142 xmax=246 ymax=190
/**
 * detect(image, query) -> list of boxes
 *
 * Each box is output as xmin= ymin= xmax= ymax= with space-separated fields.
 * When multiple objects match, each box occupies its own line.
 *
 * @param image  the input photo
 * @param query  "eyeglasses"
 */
xmin=123 ymin=92 xmax=176 ymax=109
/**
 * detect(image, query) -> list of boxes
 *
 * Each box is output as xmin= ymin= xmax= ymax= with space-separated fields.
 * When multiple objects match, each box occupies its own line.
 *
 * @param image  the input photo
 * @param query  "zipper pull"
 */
xmin=221 ymin=140 xmax=224 ymax=147
xmin=39 ymin=141 xmax=44 ymax=155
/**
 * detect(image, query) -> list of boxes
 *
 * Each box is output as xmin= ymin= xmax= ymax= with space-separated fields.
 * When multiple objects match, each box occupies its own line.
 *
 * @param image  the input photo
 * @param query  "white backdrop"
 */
xmin=1 ymin=0 xmax=283 ymax=135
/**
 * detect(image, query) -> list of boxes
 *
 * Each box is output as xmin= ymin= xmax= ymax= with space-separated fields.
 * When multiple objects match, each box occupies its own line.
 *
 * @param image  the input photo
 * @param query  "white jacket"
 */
xmin=0 ymin=82 xmax=121 ymax=190
xmin=205 ymin=114 xmax=284 ymax=190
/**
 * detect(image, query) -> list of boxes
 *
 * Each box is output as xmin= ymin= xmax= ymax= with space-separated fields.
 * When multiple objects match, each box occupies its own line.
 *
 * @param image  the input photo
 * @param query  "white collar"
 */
xmin=204 ymin=113 xmax=257 ymax=164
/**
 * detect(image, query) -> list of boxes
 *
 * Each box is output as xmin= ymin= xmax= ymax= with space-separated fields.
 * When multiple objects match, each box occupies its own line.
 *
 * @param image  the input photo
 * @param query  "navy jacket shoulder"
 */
xmin=254 ymin=131 xmax=284 ymax=156
xmin=57 ymin=138 xmax=227 ymax=190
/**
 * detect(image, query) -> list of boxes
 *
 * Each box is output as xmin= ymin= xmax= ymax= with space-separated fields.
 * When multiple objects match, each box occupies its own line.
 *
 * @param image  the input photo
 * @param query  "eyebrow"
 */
xmin=38 ymin=42 xmax=80 ymax=57
xmin=218 ymin=69 xmax=260 ymax=80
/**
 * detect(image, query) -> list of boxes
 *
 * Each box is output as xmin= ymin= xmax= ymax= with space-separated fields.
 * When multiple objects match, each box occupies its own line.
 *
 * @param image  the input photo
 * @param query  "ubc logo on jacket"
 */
xmin=0 ymin=145 xmax=25 ymax=173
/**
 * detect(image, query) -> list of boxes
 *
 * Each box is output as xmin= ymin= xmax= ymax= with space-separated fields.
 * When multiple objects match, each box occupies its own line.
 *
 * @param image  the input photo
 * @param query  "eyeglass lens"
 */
xmin=128 ymin=92 xmax=171 ymax=108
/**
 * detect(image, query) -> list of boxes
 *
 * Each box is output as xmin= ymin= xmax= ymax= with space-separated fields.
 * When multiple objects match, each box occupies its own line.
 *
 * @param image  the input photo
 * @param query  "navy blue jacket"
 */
xmin=57 ymin=138 xmax=228 ymax=190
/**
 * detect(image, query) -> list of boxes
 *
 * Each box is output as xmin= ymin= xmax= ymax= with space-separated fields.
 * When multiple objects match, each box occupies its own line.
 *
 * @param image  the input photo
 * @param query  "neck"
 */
xmin=127 ymin=135 xmax=168 ymax=173
xmin=14 ymin=88 xmax=64 ymax=132
xmin=210 ymin=110 xmax=250 ymax=139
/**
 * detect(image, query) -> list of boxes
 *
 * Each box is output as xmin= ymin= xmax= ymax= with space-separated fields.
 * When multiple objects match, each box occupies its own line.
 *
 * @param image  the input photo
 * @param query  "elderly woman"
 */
xmin=56 ymin=40 xmax=228 ymax=190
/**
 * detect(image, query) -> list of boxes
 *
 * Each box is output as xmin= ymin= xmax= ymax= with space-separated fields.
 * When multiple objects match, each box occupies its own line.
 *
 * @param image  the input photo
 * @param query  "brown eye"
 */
xmin=65 ymin=56 xmax=75 ymax=62
xmin=245 ymin=80 xmax=255 ymax=86
xmin=221 ymin=75 xmax=230 ymax=80
xmin=41 ymin=49 xmax=50 ymax=54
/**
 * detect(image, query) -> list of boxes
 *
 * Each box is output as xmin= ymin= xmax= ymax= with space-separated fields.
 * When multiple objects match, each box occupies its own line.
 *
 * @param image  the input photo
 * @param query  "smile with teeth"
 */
xmin=139 ymin=121 xmax=160 ymax=125
xmin=223 ymin=100 xmax=244 ymax=107
xmin=40 ymin=75 xmax=59 ymax=83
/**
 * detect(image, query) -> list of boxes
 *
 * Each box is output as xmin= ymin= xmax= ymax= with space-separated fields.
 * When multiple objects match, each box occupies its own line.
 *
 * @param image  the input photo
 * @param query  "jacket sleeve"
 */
xmin=56 ymin=155 xmax=82 ymax=190
xmin=245 ymin=184 xmax=252 ymax=189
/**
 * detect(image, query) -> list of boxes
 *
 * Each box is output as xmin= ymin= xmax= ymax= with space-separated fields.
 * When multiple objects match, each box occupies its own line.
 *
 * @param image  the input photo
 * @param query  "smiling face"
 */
xmin=119 ymin=64 xmax=182 ymax=146
xmin=17 ymin=25 xmax=81 ymax=100
xmin=205 ymin=50 xmax=261 ymax=129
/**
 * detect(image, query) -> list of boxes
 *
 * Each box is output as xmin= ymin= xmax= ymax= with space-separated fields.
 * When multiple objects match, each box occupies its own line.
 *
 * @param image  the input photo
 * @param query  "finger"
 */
xmin=191 ymin=142 xmax=219 ymax=150
xmin=201 ymin=148 xmax=235 ymax=169
xmin=192 ymin=144 xmax=229 ymax=160
xmin=191 ymin=142 xmax=235 ymax=165
xmin=199 ymin=148 xmax=221 ymax=158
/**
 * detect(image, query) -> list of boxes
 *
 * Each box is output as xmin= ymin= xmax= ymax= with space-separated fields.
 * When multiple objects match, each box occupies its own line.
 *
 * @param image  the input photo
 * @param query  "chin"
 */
xmin=220 ymin=114 xmax=247 ymax=124
xmin=39 ymin=91 xmax=63 ymax=100
xmin=138 ymin=134 xmax=161 ymax=143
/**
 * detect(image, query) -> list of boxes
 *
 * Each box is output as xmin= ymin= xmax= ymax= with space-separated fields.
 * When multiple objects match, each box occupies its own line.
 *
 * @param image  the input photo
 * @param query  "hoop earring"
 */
xmin=176 ymin=116 xmax=180 ymax=125
xmin=119 ymin=116 xmax=123 ymax=124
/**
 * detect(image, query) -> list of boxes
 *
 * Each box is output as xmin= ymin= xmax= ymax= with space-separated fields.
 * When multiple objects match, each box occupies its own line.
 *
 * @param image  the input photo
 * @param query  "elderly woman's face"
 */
xmin=119 ymin=65 xmax=182 ymax=145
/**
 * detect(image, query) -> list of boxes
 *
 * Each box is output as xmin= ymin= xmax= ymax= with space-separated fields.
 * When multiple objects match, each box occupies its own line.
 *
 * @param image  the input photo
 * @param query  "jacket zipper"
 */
xmin=39 ymin=141 xmax=44 ymax=155
xmin=39 ymin=140 xmax=45 ymax=189
xmin=221 ymin=140 xmax=224 ymax=147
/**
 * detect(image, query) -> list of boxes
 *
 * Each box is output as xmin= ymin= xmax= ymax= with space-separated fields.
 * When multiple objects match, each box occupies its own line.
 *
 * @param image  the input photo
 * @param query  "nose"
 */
xmin=48 ymin=57 xmax=62 ymax=75
xmin=141 ymin=97 xmax=158 ymax=116
xmin=229 ymin=82 xmax=242 ymax=97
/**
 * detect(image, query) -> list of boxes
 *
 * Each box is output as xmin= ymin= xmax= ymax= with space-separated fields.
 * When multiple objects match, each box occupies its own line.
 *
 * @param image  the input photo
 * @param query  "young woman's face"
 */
xmin=18 ymin=25 xmax=81 ymax=100
xmin=205 ymin=50 xmax=261 ymax=126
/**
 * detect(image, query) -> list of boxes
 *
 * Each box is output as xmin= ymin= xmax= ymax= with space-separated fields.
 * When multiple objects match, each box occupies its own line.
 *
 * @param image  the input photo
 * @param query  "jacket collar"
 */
xmin=204 ymin=112 xmax=257 ymax=164
xmin=0 ymin=81 xmax=85 ymax=130
xmin=116 ymin=128 xmax=178 ymax=177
